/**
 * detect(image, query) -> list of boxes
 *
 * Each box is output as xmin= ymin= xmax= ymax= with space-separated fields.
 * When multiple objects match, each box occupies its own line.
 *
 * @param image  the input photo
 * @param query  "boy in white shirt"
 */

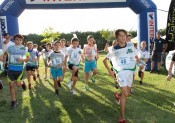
xmin=65 ymin=37 xmax=83 ymax=95
xmin=137 ymin=41 xmax=150 ymax=85
xmin=103 ymin=29 xmax=138 ymax=123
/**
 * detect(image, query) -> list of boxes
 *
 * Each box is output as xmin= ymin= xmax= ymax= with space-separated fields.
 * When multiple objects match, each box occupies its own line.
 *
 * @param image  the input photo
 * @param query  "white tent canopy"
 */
xmin=131 ymin=37 xmax=138 ymax=43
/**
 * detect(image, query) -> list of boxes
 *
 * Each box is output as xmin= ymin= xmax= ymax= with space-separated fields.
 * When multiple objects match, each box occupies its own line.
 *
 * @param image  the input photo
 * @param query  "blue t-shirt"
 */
xmin=153 ymin=38 xmax=166 ymax=52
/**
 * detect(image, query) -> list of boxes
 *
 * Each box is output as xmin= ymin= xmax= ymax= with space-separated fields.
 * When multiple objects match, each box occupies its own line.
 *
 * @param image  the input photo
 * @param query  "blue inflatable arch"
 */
xmin=0 ymin=0 xmax=157 ymax=56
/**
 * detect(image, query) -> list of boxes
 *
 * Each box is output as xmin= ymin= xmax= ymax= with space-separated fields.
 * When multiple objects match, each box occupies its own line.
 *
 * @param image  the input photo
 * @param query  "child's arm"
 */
xmin=167 ymin=60 xmax=175 ymax=81
xmin=103 ymin=57 xmax=115 ymax=78
xmin=3 ymin=52 xmax=8 ymax=67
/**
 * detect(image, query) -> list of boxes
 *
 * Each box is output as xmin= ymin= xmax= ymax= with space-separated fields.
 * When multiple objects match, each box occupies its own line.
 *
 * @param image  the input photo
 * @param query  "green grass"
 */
xmin=0 ymin=54 xmax=175 ymax=123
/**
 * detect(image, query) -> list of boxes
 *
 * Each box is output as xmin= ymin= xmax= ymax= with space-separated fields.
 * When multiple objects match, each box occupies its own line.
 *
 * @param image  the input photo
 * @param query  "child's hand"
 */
xmin=108 ymin=69 xmax=115 ymax=77
xmin=16 ymin=58 xmax=23 ymax=62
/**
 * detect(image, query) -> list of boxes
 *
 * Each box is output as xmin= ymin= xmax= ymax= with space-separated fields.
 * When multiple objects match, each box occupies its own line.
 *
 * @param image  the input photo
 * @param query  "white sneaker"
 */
xmin=67 ymin=80 xmax=73 ymax=89
xmin=70 ymin=89 xmax=76 ymax=95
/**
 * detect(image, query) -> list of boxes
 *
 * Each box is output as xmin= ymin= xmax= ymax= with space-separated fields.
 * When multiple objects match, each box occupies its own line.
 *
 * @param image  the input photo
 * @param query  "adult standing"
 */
xmin=1 ymin=33 xmax=14 ymax=52
xmin=150 ymin=31 xmax=168 ymax=74
xmin=1 ymin=33 xmax=14 ymax=75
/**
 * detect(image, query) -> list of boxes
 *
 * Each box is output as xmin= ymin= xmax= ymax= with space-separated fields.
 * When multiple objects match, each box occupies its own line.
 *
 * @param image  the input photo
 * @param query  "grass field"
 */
xmin=0 ymin=54 xmax=175 ymax=123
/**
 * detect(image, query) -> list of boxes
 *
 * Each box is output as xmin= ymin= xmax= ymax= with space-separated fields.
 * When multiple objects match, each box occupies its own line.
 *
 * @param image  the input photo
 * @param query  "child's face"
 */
xmin=61 ymin=41 xmax=66 ymax=46
xmin=117 ymin=32 xmax=126 ymax=43
xmin=27 ymin=43 xmax=33 ymax=50
xmin=54 ymin=42 xmax=61 ymax=50
xmin=72 ymin=41 xmax=79 ymax=48
xmin=141 ymin=42 xmax=146 ymax=48
xmin=14 ymin=37 xmax=23 ymax=45
xmin=87 ymin=38 xmax=94 ymax=45
xmin=46 ymin=45 xmax=51 ymax=50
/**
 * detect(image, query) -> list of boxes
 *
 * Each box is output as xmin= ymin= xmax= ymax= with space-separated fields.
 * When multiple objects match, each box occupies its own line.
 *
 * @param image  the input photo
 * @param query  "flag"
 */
xmin=165 ymin=0 xmax=175 ymax=51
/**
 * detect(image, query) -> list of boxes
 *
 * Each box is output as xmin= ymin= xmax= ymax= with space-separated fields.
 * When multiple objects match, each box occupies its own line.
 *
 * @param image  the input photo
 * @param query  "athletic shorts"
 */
xmin=50 ymin=68 xmax=63 ymax=79
xmin=68 ymin=64 xmax=79 ymax=77
xmin=26 ymin=66 xmax=36 ymax=71
xmin=84 ymin=60 xmax=97 ymax=73
xmin=151 ymin=51 xmax=162 ymax=62
xmin=116 ymin=70 xmax=134 ymax=87
xmin=7 ymin=70 xmax=23 ymax=83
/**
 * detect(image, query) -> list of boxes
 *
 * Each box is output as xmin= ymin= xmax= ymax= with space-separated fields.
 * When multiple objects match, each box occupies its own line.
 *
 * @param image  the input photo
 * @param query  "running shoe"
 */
xmin=70 ymin=89 xmax=77 ymax=95
xmin=90 ymin=76 xmax=96 ymax=83
xmin=85 ymin=85 xmax=89 ymax=91
xmin=11 ymin=100 xmax=18 ymax=108
xmin=67 ymin=79 xmax=73 ymax=89
xmin=21 ymin=81 xmax=27 ymax=91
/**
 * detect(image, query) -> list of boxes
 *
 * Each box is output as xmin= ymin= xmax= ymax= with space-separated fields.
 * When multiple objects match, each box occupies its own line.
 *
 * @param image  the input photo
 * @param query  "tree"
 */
xmin=40 ymin=27 xmax=61 ymax=43
xmin=100 ymin=29 xmax=114 ymax=42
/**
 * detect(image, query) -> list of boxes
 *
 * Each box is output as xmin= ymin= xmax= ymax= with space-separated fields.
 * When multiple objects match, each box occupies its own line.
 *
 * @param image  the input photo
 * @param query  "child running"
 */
xmin=33 ymin=44 xmax=40 ymax=77
xmin=41 ymin=43 xmax=52 ymax=79
xmin=65 ymin=37 xmax=83 ymax=95
xmin=103 ymin=29 xmax=138 ymax=123
xmin=3 ymin=34 xmax=29 ymax=108
xmin=26 ymin=41 xmax=39 ymax=89
xmin=47 ymin=41 xmax=65 ymax=96
xmin=60 ymin=38 xmax=67 ymax=78
xmin=82 ymin=35 xmax=98 ymax=91
xmin=137 ymin=41 xmax=150 ymax=85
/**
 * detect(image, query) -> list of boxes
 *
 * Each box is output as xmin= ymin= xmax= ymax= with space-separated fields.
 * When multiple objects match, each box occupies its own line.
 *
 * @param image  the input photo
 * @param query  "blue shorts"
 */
xmin=50 ymin=68 xmax=63 ymax=79
xmin=84 ymin=60 xmax=97 ymax=73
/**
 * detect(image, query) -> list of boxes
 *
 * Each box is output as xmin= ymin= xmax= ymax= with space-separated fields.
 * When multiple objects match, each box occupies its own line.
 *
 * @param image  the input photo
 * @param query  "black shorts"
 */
xmin=151 ymin=51 xmax=161 ymax=62
xmin=26 ymin=66 xmax=36 ymax=71
xmin=8 ymin=70 xmax=23 ymax=82
xmin=68 ymin=64 xmax=79 ymax=77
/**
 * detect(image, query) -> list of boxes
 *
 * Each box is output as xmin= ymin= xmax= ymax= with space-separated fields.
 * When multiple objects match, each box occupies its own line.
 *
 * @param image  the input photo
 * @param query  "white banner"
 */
xmin=26 ymin=0 xmax=126 ymax=4
xmin=0 ymin=16 xmax=8 ymax=35
xmin=147 ymin=12 xmax=155 ymax=53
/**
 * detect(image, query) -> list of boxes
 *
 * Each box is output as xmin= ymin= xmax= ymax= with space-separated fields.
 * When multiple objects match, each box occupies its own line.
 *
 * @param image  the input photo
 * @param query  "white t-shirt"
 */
xmin=2 ymin=40 xmax=14 ymax=52
xmin=106 ymin=43 xmax=137 ymax=72
xmin=60 ymin=46 xmax=67 ymax=56
xmin=138 ymin=49 xmax=150 ymax=64
xmin=67 ymin=46 xmax=82 ymax=65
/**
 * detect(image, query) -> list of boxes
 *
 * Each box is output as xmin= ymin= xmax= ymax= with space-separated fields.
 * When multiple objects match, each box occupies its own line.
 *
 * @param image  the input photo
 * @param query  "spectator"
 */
xmin=150 ymin=31 xmax=168 ymax=74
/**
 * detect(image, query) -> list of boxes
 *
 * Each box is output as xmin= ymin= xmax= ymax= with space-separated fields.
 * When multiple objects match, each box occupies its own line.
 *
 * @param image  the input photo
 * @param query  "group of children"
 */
xmin=0 ymin=29 xmax=174 ymax=123
xmin=0 ymin=34 xmax=98 ymax=108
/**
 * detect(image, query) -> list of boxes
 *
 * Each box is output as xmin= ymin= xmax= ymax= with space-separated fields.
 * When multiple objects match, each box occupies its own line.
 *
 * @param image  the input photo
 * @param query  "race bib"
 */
xmin=71 ymin=52 xmax=79 ymax=61
xmin=118 ymin=57 xmax=130 ymax=66
xmin=52 ymin=57 xmax=62 ymax=66
xmin=10 ymin=55 xmax=22 ymax=64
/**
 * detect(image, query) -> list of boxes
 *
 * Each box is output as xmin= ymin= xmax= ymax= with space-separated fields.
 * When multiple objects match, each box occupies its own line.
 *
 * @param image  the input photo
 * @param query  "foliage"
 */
xmin=40 ymin=27 xmax=61 ymax=43
xmin=100 ymin=29 xmax=114 ymax=42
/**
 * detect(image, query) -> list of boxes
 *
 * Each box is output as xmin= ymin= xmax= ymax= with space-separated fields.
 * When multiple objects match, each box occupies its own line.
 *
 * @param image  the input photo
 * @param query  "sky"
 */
xmin=0 ymin=0 xmax=172 ymax=34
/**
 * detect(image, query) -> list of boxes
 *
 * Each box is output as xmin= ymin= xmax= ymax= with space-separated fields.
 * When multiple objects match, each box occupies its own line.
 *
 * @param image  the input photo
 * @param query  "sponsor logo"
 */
xmin=2 ymin=0 xmax=15 ymax=12
xmin=26 ymin=0 xmax=126 ymax=4
xmin=126 ymin=49 xmax=133 ymax=54
xmin=141 ymin=0 xmax=150 ymax=8
xmin=0 ymin=16 xmax=8 ymax=35
xmin=147 ymin=12 xmax=155 ymax=52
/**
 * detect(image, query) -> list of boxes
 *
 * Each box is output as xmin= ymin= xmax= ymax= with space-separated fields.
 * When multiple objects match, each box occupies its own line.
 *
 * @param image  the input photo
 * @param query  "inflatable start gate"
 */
xmin=0 ymin=0 xmax=157 ymax=70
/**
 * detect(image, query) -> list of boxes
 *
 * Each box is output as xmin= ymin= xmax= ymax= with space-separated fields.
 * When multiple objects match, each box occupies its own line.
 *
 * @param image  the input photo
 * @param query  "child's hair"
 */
xmin=33 ymin=44 xmax=38 ymax=48
xmin=87 ymin=35 xmax=94 ymax=41
xmin=27 ymin=41 xmax=33 ymax=46
xmin=13 ymin=34 xmax=24 ymax=40
xmin=71 ymin=37 xmax=79 ymax=43
xmin=46 ymin=42 xmax=51 ymax=47
xmin=60 ymin=38 xmax=66 ymax=42
xmin=54 ymin=40 xmax=61 ymax=45
xmin=114 ymin=29 xmax=127 ymax=38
